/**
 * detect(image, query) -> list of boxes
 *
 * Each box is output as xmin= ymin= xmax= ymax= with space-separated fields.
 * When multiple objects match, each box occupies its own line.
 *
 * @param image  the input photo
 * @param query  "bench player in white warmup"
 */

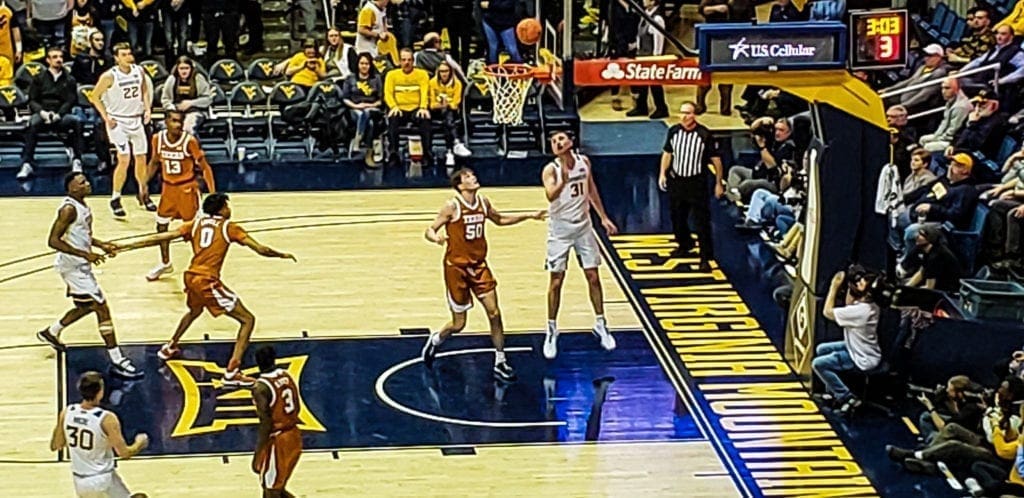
xmin=541 ymin=131 xmax=618 ymax=359
xmin=51 ymin=371 xmax=149 ymax=498
xmin=88 ymin=42 xmax=153 ymax=218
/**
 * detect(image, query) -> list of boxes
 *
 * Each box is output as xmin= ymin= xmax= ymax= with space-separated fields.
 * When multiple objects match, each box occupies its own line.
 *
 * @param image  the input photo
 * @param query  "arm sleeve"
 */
xmin=383 ymin=70 xmax=397 ymax=109
xmin=160 ymin=75 xmax=174 ymax=109
xmin=833 ymin=303 xmax=870 ymax=329
xmin=662 ymin=128 xmax=675 ymax=153
xmin=418 ymin=71 xmax=429 ymax=108
xmin=357 ymin=6 xmax=374 ymax=29
xmin=57 ymin=75 xmax=75 ymax=115
xmin=27 ymin=78 xmax=41 ymax=113
xmin=449 ymin=79 xmax=463 ymax=109
xmin=191 ymin=74 xmax=214 ymax=108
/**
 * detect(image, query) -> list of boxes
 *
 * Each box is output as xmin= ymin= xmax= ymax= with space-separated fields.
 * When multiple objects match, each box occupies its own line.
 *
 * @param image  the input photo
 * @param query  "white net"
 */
xmin=482 ymin=65 xmax=534 ymax=125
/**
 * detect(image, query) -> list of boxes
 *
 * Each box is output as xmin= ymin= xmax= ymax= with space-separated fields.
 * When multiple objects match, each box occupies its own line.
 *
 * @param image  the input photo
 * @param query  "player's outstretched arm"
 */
xmin=251 ymin=382 xmax=273 ymax=474
xmin=50 ymin=407 xmax=67 ymax=451
xmin=542 ymin=163 xmax=566 ymax=202
xmin=584 ymin=158 xmax=618 ymax=235
xmin=102 ymin=413 xmax=148 ymax=459
xmin=424 ymin=202 xmax=454 ymax=246
xmin=484 ymin=199 xmax=546 ymax=226
xmin=114 ymin=230 xmax=183 ymax=252
xmin=240 ymin=235 xmax=296 ymax=261
xmin=48 ymin=205 xmax=106 ymax=264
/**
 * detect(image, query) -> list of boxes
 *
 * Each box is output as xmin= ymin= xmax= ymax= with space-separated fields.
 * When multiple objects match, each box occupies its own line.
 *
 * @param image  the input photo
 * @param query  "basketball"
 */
xmin=516 ymin=18 xmax=542 ymax=45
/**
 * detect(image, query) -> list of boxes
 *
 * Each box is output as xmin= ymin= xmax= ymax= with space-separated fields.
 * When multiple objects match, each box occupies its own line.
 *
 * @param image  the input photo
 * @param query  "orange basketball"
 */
xmin=516 ymin=18 xmax=542 ymax=45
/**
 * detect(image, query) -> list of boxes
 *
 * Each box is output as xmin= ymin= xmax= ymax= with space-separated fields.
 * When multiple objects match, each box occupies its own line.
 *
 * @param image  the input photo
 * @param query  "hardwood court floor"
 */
xmin=0 ymin=189 xmax=738 ymax=497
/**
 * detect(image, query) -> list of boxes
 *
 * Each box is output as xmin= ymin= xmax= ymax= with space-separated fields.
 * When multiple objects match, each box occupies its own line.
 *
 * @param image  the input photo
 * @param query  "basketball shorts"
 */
xmin=545 ymin=225 xmax=602 ymax=273
xmin=444 ymin=262 xmax=497 ymax=313
xmin=107 ymin=117 xmax=147 ymax=156
xmin=257 ymin=428 xmax=302 ymax=490
xmin=73 ymin=470 xmax=132 ymax=498
xmin=58 ymin=262 xmax=106 ymax=305
xmin=156 ymin=182 xmax=200 ymax=224
xmin=183 ymin=272 xmax=238 ymax=316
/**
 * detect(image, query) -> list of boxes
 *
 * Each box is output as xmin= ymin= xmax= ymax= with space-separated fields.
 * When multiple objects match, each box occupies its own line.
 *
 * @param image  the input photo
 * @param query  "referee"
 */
xmin=659 ymin=101 xmax=724 ymax=271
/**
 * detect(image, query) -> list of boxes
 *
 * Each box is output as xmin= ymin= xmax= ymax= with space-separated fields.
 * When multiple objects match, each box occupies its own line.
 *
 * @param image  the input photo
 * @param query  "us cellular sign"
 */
xmin=697 ymin=22 xmax=847 ymax=71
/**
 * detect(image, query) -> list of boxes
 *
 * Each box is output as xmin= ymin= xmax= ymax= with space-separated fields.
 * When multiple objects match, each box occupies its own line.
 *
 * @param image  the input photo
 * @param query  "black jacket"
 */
xmin=71 ymin=53 xmax=110 ymax=86
xmin=29 ymin=68 xmax=77 ymax=116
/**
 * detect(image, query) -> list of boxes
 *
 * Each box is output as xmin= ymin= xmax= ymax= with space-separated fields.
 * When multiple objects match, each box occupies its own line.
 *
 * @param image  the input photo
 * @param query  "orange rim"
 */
xmin=482 ymin=63 xmax=535 ymax=80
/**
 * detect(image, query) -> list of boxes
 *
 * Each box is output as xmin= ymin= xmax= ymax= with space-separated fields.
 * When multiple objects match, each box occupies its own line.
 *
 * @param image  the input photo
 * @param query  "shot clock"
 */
xmin=850 ymin=10 xmax=909 ymax=70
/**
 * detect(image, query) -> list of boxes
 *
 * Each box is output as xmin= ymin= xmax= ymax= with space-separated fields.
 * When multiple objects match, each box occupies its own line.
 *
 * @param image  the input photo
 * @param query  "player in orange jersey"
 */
xmin=421 ymin=168 xmax=545 ymax=382
xmin=252 ymin=346 xmax=303 ymax=498
xmin=145 ymin=110 xmax=216 ymax=282
xmin=114 ymin=193 xmax=296 ymax=386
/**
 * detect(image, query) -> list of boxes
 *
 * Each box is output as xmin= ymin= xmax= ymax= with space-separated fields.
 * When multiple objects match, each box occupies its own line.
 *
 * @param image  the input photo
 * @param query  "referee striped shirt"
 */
xmin=662 ymin=123 xmax=719 ymax=178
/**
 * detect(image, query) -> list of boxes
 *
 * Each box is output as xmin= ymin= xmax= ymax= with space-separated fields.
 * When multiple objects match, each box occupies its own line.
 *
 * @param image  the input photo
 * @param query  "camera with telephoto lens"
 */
xmin=749 ymin=117 xmax=775 ymax=149
xmin=842 ymin=264 xmax=895 ymax=306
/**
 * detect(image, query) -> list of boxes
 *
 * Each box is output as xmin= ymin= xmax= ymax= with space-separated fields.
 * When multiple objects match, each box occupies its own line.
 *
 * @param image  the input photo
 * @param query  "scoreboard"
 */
xmin=850 ymin=9 xmax=908 ymax=70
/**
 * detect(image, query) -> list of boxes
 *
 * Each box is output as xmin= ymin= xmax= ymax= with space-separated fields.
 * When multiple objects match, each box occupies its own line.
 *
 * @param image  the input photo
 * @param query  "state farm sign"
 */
xmin=574 ymin=57 xmax=708 ymax=86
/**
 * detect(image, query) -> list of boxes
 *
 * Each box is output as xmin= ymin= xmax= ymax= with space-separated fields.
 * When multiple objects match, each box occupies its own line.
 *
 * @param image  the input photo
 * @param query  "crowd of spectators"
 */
xmin=9 ymin=0 xmax=546 ymax=177
xmin=715 ymin=1 xmax=1024 ymax=494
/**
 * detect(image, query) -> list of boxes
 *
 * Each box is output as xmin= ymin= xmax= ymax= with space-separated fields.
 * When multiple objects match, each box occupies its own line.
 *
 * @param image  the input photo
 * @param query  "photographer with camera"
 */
xmin=811 ymin=267 xmax=882 ymax=414
xmin=888 ymin=376 xmax=1024 ymax=475
xmin=726 ymin=116 xmax=796 ymax=203
xmin=915 ymin=375 xmax=986 ymax=444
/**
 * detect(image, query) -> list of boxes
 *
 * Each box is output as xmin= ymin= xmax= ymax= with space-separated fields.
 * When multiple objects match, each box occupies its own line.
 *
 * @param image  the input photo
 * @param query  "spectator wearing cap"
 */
xmin=937 ymin=88 xmax=1006 ymax=176
xmin=904 ymin=224 xmax=961 ymax=292
xmin=275 ymin=39 xmax=327 ymax=89
xmin=959 ymin=25 xmax=1024 ymax=109
xmin=892 ymin=152 xmax=979 ymax=253
xmin=947 ymin=7 xmax=994 ymax=64
xmin=919 ymin=78 xmax=972 ymax=153
xmin=881 ymin=44 xmax=950 ymax=114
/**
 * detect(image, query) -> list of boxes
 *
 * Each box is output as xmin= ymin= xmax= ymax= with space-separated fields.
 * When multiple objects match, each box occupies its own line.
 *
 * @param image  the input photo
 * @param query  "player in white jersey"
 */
xmin=51 ymin=371 xmax=149 ymax=498
xmin=35 ymin=172 xmax=143 ymax=379
xmin=88 ymin=42 xmax=153 ymax=218
xmin=541 ymin=131 xmax=618 ymax=360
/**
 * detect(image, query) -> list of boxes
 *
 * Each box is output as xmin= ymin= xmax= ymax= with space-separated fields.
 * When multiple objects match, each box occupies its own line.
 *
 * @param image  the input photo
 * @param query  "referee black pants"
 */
xmin=667 ymin=175 xmax=713 ymax=263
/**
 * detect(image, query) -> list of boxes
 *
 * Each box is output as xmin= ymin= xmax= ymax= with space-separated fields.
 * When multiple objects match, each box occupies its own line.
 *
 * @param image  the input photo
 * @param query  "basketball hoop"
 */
xmin=482 ymin=63 xmax=534 ymax=125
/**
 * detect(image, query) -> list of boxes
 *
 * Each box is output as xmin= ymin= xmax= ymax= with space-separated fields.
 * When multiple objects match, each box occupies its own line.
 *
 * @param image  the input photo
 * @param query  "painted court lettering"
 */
xmin=610 ymin=235 xmax=877 ymax=496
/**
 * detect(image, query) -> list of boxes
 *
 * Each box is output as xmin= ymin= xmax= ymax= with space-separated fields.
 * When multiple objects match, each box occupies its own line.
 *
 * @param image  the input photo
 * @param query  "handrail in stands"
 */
xmin=878 ymin=62 xmax=1001 ymax=99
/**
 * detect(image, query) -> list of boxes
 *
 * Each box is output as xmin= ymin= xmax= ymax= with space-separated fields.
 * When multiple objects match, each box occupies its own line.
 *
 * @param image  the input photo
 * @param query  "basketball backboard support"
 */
xmin=536 ymin=0 xmax=571 ymax=110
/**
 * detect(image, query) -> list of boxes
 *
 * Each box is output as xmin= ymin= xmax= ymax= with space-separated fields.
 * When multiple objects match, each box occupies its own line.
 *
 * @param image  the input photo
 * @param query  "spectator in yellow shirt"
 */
xmin=429 ymin=62 xmax=471 ymax=167
xmin=384 ymin=47 xmax=432 ymax=168
xmin=275 ymin=39 xmax=327 ymax=89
